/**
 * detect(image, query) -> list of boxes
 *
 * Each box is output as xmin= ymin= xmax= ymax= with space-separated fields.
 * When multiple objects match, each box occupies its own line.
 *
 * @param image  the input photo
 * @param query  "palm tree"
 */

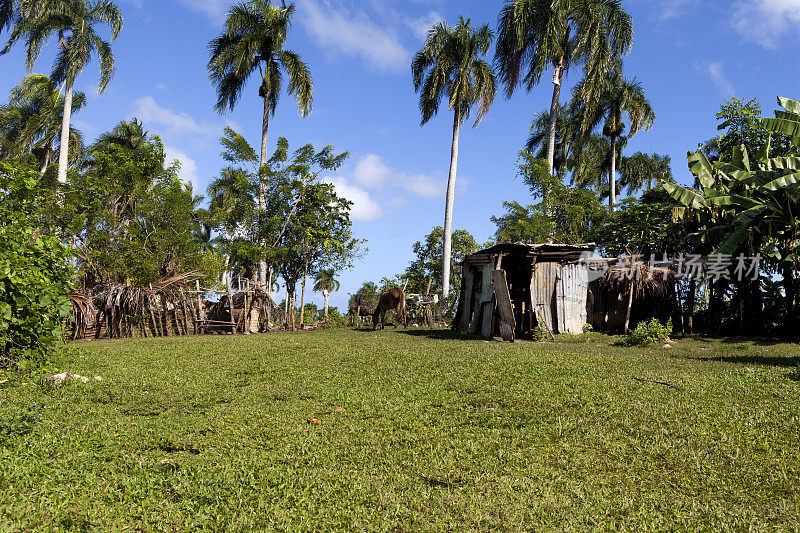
xmin=3 ymin=0 xmax=122 ymax=184
xmin=412 ymin=17 xmax=497 ymax=301
xmin=208 ymin=0 xmax=313 ymax=289
xmin=0 ymin=0 xmax=13 ymax=35
xmin=574 ymin=66 xmax=654 ymax=207
xmin=313 ymin=268 xmax=339 ymax=322
xmin=524 ymin=104 xmax=576 ymax=179
xmin=0 ymin=73 xmax=85 ymax=172
xmin=619 ymin=152 xmax=672 ymax=195
xmin=495 ymin=0 xmax=633 ymax=174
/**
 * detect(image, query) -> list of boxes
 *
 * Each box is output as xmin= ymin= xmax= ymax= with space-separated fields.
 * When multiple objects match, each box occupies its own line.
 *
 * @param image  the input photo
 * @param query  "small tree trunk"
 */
xmin=546 ymin=59 xmax=564 ymax=174
xmin=57 ymin=79 xmax=74 ymax=184
xmin=258 ymin=94 xmax=270 ymax=289
xmin=323 ymin=289 xmax=330 ymax=322
xmin=610 ymin=134 xmax=618 ymax=209
xmin=299 ymin=262 xmax=308 ymax=328
xmin=225 ymin=274 xmax=236 ymax=334
xmin=442 ymin=107 xmax=461 ymax=301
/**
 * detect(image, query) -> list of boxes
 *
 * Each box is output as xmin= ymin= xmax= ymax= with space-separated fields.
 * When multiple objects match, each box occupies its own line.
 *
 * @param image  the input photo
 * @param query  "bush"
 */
xmin=622 ymin=318 xmax=673 ymax=347
xmin=0 ymin=164 xmax=73 ymax=369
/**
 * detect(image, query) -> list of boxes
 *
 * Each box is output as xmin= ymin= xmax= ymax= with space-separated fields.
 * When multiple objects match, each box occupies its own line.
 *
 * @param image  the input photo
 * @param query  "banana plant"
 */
xmin=665 ymin=97 xmax=800 ymax=257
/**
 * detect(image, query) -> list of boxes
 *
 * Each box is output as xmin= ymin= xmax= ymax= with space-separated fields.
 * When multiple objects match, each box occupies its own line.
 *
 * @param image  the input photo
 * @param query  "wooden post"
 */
xmin=196 ymin=280 xmax=205 ymax=334
xmin=623 ymin=281 xmax=635 ymax=334
xmin=426 ymin=277 xmax=432 ymax=296
xmin=225 ymin=274 xmax=236 ymax=334
xmin=243 ymin=281 xmax=250 ymax=335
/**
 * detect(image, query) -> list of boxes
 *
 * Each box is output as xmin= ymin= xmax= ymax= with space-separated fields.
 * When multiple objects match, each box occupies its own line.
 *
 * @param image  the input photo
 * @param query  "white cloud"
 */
xmin=694 ymin=61 xmax=735 ymax=97
xmin=732 ymin=0 xmax=800 ymax=48
xmin=165 ymin=146 xmax=200 ymax=190
xmin=323 ymin=177 xmax=383 ymax=221
xmin=353 ymin=154 xmax=392 ymax=188
xmin=406 ymin=11 xmax=444 ymax=41
xmin=403 ymin=172 xmax=442 ymax=198
xmin=297 ymin=0 xmax=410 ymax=72
xmin=133 ymin=96 xmax=217 ymax=139
xmin=174 ymin=0 xmax=232 ymax=22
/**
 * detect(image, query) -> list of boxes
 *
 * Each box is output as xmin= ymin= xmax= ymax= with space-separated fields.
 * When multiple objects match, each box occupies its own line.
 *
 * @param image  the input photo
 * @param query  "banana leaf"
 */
xmin=717 ymin=206 xmax=768 ymax=255
xmin=763 ymin=171 xmax=800 ymax=191
xmin=766 ymin=155 xmax=800 ymax=170
xmin=778 ymin=96 xmax=800 ymax=116
xmin=664 ymin=182 xmax=705 ymax=209
xmin=758 ymin=117 xmax=800 ymax=146
xmin=688 ymin=150 xmax=716 ymax=189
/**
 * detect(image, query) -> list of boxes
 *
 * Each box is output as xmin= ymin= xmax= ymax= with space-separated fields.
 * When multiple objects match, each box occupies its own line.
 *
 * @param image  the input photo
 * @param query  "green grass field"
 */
xmin=2 ymin=329 xmax=799 ymax=531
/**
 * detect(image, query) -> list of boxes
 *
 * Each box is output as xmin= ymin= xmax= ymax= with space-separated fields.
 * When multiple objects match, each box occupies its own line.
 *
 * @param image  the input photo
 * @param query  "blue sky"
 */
xmin=3 ymin=0 xmax=800 ymax=311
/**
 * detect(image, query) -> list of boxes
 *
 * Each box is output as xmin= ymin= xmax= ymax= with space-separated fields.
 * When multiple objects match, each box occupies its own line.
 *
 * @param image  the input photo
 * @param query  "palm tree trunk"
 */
xmin=546 ymin=61 xmax=564 ymax=174
xmin=442 ymin=107 xmax=461 ymax=302
xmin=323 ymin=289 xmax=329 ymax=322
xmin=40 ymin=146 xmax=52 ymax=174
xmin=258 ymin=94 xmax=270 ymax=290
xmin=609 ymin=134 xmax=618 ymax=209
xmin=57 ymin=79 xmax=74 ymax=184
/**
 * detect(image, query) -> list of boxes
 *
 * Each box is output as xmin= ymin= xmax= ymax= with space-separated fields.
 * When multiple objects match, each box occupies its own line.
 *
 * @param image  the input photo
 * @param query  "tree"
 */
xmin=495 ymin=0 xmax=633 ymax=173
xmin=412 ymin=17 xmax=496 ymax=301
xmin=208 ymin=0 xmax=313 ymax=288
xmin=65 ymin=120 xmax=216 ymax=286
xmin=492 ymin=152 xmax=606 ymax=244
xmin=572 ymin=65 xmax=654 ymax=207
xmin=401 ymin=226 xmax=481 ymax=314
xmin=524 ymin=104 xmax=576 ymax=179
xmin=619 ymin=152 xmax=672 ymax=195
xmin=348 ymin=282 xmax=379 ymax=311
xmin=0 ymin=74 xmax=85 ymax=172
xmin=665 ymin=97 xmax=800 ymax=334
xmin=313 ymin=268 xmax=339 ymax=322
xmin=4 ymin=0 xmax=123 ymax=184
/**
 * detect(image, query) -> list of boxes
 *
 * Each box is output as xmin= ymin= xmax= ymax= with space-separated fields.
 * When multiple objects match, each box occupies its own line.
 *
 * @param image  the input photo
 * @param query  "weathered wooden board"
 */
xmin=458 ymin=265 xmax=475 ymax=332
xmin=492 ymin=270 xmax=515 ymax=342
xmin=481 ymin=299 xmax=495 ymax=338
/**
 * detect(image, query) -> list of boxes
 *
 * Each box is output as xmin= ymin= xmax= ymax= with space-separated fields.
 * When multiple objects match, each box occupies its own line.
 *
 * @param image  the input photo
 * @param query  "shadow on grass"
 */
xmin=397 ymin=329 xmax=484 ymax=341
xmin=684 ymin=354 xmax=800 ymax=368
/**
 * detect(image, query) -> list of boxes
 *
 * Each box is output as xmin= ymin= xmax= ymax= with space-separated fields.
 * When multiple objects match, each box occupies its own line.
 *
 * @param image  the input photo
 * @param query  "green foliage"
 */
xmin=349 ymin=281 xmax=379 ymax=310
xmin=0 ymin=164 xmax=73 ymax=368
xmin=0 ymin=73 xmax=86 ymax=169
xmin=622 ymin=318 xmax=672 ymax=347
xmin=595 ymin=188 xmax=689 ymax=257
xmin=65 ymin=120 xmax=218 ymax=286
xmin=492 ymin=154 xmax=606 ymax=244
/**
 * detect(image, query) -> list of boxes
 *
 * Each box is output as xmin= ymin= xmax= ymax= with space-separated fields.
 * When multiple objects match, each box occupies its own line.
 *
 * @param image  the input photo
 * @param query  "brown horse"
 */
xmin=373 ymin=288 xmax=407 ymax=330
xmin=348 ymin=305 xmax=372 ymax=327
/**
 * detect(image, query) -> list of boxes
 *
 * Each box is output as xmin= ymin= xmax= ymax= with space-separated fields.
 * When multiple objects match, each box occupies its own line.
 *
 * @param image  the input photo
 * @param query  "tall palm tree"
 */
xmin=495 ymin=0 xmax=633 ymax=174
xmin=208 ymin=0 xmax=313 ymax=289
xmin=573 ymin=66 xmax=654 ymax=207
xmin=313 ymin=268 xmax=339 ymax=322
xmin=3 ymin=0 xmax=122 ymax=184
xmin=412 ymin=17 xmax=497 ymax=301
xmin=0 ymin=73 xmax=85 ymax=171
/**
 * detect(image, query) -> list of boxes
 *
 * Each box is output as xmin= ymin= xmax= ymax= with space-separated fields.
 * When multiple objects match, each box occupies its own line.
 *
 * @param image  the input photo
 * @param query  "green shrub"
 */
xmin=0 ymin=164 xmax=73 ymax=369
xmin=622 ymin=318 xmax=673 ymax=347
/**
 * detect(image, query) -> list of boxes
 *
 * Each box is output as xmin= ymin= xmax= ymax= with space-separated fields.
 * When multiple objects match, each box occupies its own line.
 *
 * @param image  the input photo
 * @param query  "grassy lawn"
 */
xmin=2 ymin=329 xmax=800 ymax=531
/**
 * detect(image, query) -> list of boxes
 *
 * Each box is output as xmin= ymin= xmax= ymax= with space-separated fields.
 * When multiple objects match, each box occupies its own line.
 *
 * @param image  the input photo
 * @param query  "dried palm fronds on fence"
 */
xmin=69 ymin=273 xmax=283 ymax=340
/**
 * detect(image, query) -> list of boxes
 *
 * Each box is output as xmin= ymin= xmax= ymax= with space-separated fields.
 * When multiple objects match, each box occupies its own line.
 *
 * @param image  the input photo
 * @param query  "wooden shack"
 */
xmin=452 ymin=243 xmax=594 ymax=341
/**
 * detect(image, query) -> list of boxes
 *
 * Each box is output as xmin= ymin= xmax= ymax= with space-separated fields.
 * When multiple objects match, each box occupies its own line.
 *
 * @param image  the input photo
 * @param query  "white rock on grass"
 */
xmin=42 ymin=372 xmax=103 ymax=386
